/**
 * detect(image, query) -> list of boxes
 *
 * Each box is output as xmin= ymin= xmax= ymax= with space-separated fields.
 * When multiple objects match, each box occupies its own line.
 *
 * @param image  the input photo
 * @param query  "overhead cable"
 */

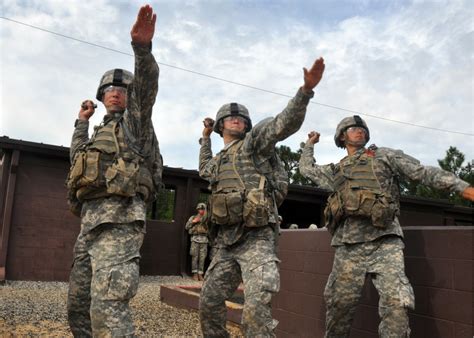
xmin=1 ymin=16 xmax=472 ymax=136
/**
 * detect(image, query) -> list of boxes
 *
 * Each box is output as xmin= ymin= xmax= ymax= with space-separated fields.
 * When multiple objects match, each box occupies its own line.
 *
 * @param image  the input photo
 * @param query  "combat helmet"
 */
xmin=213 ymin=102 xmax=252 ymax=136
xmin=196 ymin=203 xmax=206 ymax=210
xmin=334 ymin=115 xmax=370 ymax=148
xmin=96 ymin=69 xmax=134 ymax=101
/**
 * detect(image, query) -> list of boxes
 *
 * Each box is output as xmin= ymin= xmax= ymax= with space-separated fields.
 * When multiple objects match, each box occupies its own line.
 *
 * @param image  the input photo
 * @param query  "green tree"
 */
xmin=275 ymin=144 xmax=314 ymax=185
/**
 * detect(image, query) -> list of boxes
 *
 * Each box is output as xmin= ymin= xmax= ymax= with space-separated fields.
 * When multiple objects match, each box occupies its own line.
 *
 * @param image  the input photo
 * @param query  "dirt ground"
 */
xmin=0 ymin=277 xmax=242 ymax=337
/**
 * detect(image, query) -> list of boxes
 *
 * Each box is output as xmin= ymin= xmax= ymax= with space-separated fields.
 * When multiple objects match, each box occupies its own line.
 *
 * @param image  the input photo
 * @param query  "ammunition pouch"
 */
xmin=104 ymin=157 xmax=139 ymax=197
xmin=67 ymin=189 xmax=83 ymax=218
xmin=344 ymin=188 xmax=395 ymax=228
xmin=66 ymin=150 xmax=107 ymax=215
xmin=210 ymin=190 xmax=244 ymax=225
xmin=325 ymin=188 xmax=396 ymax=231
xmin=324 ymin=192 xmax=344 ymax=235
xmin=137 ymin=166 xmax=154 ymax=201
xmin=67 ymin=150 xmax=102 ymax=190
xmin=243 ymin=176 xmax=271 ymax=228
xmin=67 ymin=150 xmax=154 ymax=203
xmin=66 ymin=119 xmax=162 ymax=217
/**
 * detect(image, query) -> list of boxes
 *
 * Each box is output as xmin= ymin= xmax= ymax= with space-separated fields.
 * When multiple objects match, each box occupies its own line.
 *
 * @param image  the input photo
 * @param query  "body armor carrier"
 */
xmin=190 ymin=218 xmax=209 ymax=235
xmin=210 ymin=140 xmax=274 ymax=228
xmin=66 ymin=117 xmax=162 ymax=215
xmin=324 ymin=150 xmax=397 ymax=234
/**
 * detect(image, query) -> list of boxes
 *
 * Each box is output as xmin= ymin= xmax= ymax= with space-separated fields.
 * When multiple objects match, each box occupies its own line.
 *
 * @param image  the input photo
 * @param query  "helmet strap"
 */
xmin=113 ymin=69 xmax=124 ymax=83
xmin=230 ymin=103 xmax=239 ymax=115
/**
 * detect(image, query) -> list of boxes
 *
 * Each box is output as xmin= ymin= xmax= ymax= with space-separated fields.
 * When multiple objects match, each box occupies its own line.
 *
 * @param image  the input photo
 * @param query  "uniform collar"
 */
xmin=103 ymin=111 xmax=124 ymax=124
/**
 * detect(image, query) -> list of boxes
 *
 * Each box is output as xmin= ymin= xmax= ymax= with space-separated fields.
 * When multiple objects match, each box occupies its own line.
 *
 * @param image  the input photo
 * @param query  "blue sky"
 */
xmin=1 ymin=0 xmax=473 ymax=170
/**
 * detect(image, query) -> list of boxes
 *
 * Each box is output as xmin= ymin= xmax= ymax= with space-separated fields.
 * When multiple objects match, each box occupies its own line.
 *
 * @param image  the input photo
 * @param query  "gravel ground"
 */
xmin=0 ymin=276 xmax=242 ymax=337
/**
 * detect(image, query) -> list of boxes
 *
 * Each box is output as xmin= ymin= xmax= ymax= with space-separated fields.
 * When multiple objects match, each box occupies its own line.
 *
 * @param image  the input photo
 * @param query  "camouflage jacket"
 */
xmin=299 ymin=142 xmax=470 ymax=246
xmin=70 ymin=42 xmax=159 ymax=233
xmin=199 ymin=88 xmax=314 ymax=246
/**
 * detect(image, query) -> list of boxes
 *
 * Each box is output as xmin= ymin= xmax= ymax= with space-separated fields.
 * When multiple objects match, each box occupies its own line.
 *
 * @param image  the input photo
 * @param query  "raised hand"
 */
xmin=302 ymin=57 xmax=325 ymax=94
xmin=461 ymin=187 xmax=474 ymax=201
xmin=307 ymin=131 xmax=321 ymax=144
xmin=130 ymin=5 xmax=157 ymax=45
xmin=202 ymin=117 xmax=215 ymax=137
xmin=78 ymin=100 xmax=96 ymax=121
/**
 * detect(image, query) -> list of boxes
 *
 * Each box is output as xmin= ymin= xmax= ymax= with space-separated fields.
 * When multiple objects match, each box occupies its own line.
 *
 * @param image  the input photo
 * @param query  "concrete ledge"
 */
xmin=160 ymin=285 xmax=243 ymax=324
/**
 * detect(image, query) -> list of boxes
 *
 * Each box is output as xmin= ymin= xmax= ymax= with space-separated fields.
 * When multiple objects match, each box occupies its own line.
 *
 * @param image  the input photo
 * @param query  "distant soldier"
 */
xmin=65 ymin=5 xmax=162 ymax=337
xmin=185 ymin=203 xmax=209 ymax=281
xmin=198 ymin=57 xmax=325 ymax=337
xmin=308 ymin=224 xmax=318 ymax=229
xmin=299 ymin=116 xmax=474 ymax=337
xmin=288 ymin=223 xmax=299 ymax=229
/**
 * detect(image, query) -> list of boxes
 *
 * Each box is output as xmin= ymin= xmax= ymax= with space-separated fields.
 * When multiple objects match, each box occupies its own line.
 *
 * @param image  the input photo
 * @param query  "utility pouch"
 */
xmin=343 ymin=188 xmax=395 ymax=229
xmin=104 ymin=157 xmax=139 ymax=197
xmin=243 ymin=176 xmax=271 ymax=228
xmin=66 ymin=151 xmax=86 ymax=189
xmin=67 ymin=188 xmax=82 ymax=217
xmin=136 ymin=166 xmax=154 ymax=201
xmin=76 ymin=150 xmax=101 ymax=187
xmin=371 ymin=194 xmax=395 ymax=228
xmin=210 ymin=190 xmax=243 ymax=225
xmin=343 ymin=187 xmax=377 ymax=217
xmin=324 ymin=192 xmax=343 ymax=235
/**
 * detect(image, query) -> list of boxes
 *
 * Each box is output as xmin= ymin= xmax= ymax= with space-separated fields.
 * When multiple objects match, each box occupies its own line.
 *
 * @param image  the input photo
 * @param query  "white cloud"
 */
xmin=1 ymin=0 xmax=472 ymax=172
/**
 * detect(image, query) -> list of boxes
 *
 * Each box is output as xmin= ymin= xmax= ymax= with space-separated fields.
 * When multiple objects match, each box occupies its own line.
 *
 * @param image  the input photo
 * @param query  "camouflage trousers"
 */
xmin=67 ymin=221 xmax=145 ymax=337
xmin=190 ymin=241 xmax=208 ymax=274
xmin=324 ymin=236 xmax=415 ymax=338
xmin=200 ymin=227 xmax=280 ymax=337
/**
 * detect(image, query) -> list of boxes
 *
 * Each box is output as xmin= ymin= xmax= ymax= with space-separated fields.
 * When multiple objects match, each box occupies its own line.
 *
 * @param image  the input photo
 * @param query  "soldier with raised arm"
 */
xmin=198 ymin=57 xmax=325 ymax=337
xmin=66 ymin=5 xmax=162 ymax=336
xmin=299 ymin=116 xmax=474 ymax=337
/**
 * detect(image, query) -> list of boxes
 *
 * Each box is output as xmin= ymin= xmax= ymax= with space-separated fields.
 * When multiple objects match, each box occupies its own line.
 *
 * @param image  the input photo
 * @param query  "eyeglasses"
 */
xmin=346 ymin=126 xmax=367 ymax=134
xmin=223 ymin=116 xmax=246 ymax=123
xmin=103 ymin=85 xmax=127 ymax=95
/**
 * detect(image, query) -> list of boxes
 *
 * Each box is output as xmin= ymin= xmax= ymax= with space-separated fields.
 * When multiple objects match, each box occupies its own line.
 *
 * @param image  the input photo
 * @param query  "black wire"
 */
xmin=1 ymin=16 xmax=472 ymax=136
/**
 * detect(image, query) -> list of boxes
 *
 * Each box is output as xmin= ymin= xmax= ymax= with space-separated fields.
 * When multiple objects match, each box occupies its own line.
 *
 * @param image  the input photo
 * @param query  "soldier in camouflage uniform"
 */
xmin=198 ymin=57 xmax=325 ymax=337
xmin=185 ymin=203 xmax=209 ymax=281
xmin=299 ymin=116 xmax=474 ymax=338
xmin=66 ymin=5 xmax=162 ymax=337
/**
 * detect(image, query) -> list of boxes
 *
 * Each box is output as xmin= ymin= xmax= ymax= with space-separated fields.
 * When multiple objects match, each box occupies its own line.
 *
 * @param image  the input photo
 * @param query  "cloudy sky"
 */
xmin=1 ymin=0 xmax=473 ymax=170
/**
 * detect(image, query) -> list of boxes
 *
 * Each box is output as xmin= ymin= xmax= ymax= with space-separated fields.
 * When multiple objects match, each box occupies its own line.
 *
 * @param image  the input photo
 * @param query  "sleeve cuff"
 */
xmin=455 ymin=181 xmax=470 ymax=194
xmin=131 ymin=41 xmax=152 ymax=54
xmin=199 ymin=137 xmax=211 ymax=146
xmin=74 ymin=119 xmax=89 ymax=129
xmin=295 ymin=87 xmax=314 ymax=105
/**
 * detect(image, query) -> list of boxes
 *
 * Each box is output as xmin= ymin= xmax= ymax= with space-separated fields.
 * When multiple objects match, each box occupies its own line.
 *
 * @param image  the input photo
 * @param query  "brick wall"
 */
xmin=273 ymin=228 xmax=473 ymax=338
xmin=5 ymin=153 xmax=79 ymax=281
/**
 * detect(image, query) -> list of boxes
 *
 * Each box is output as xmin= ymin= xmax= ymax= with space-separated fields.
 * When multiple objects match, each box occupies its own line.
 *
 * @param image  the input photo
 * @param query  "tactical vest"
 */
xmin=67 ymin=117 xmax=162 ymax=209
xmin=324 ymin=150 xmax=397 ymax=233
xmin=210 ymin=140 xmax=274 ymax=227
xmin=190 ymin=218 xmax=209 ymax=235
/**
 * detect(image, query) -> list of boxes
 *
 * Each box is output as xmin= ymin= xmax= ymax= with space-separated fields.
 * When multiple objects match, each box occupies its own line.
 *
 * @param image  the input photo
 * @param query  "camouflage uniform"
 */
xmin=299 ymin=142 xmax=470 ymax=337
xmin=67 ymin=42 xmax=159 ymax=337
xmin=185 ymin=214 xmax=209 ymax=275
xmin=199 ymin=88 xmax=314 ymax=337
